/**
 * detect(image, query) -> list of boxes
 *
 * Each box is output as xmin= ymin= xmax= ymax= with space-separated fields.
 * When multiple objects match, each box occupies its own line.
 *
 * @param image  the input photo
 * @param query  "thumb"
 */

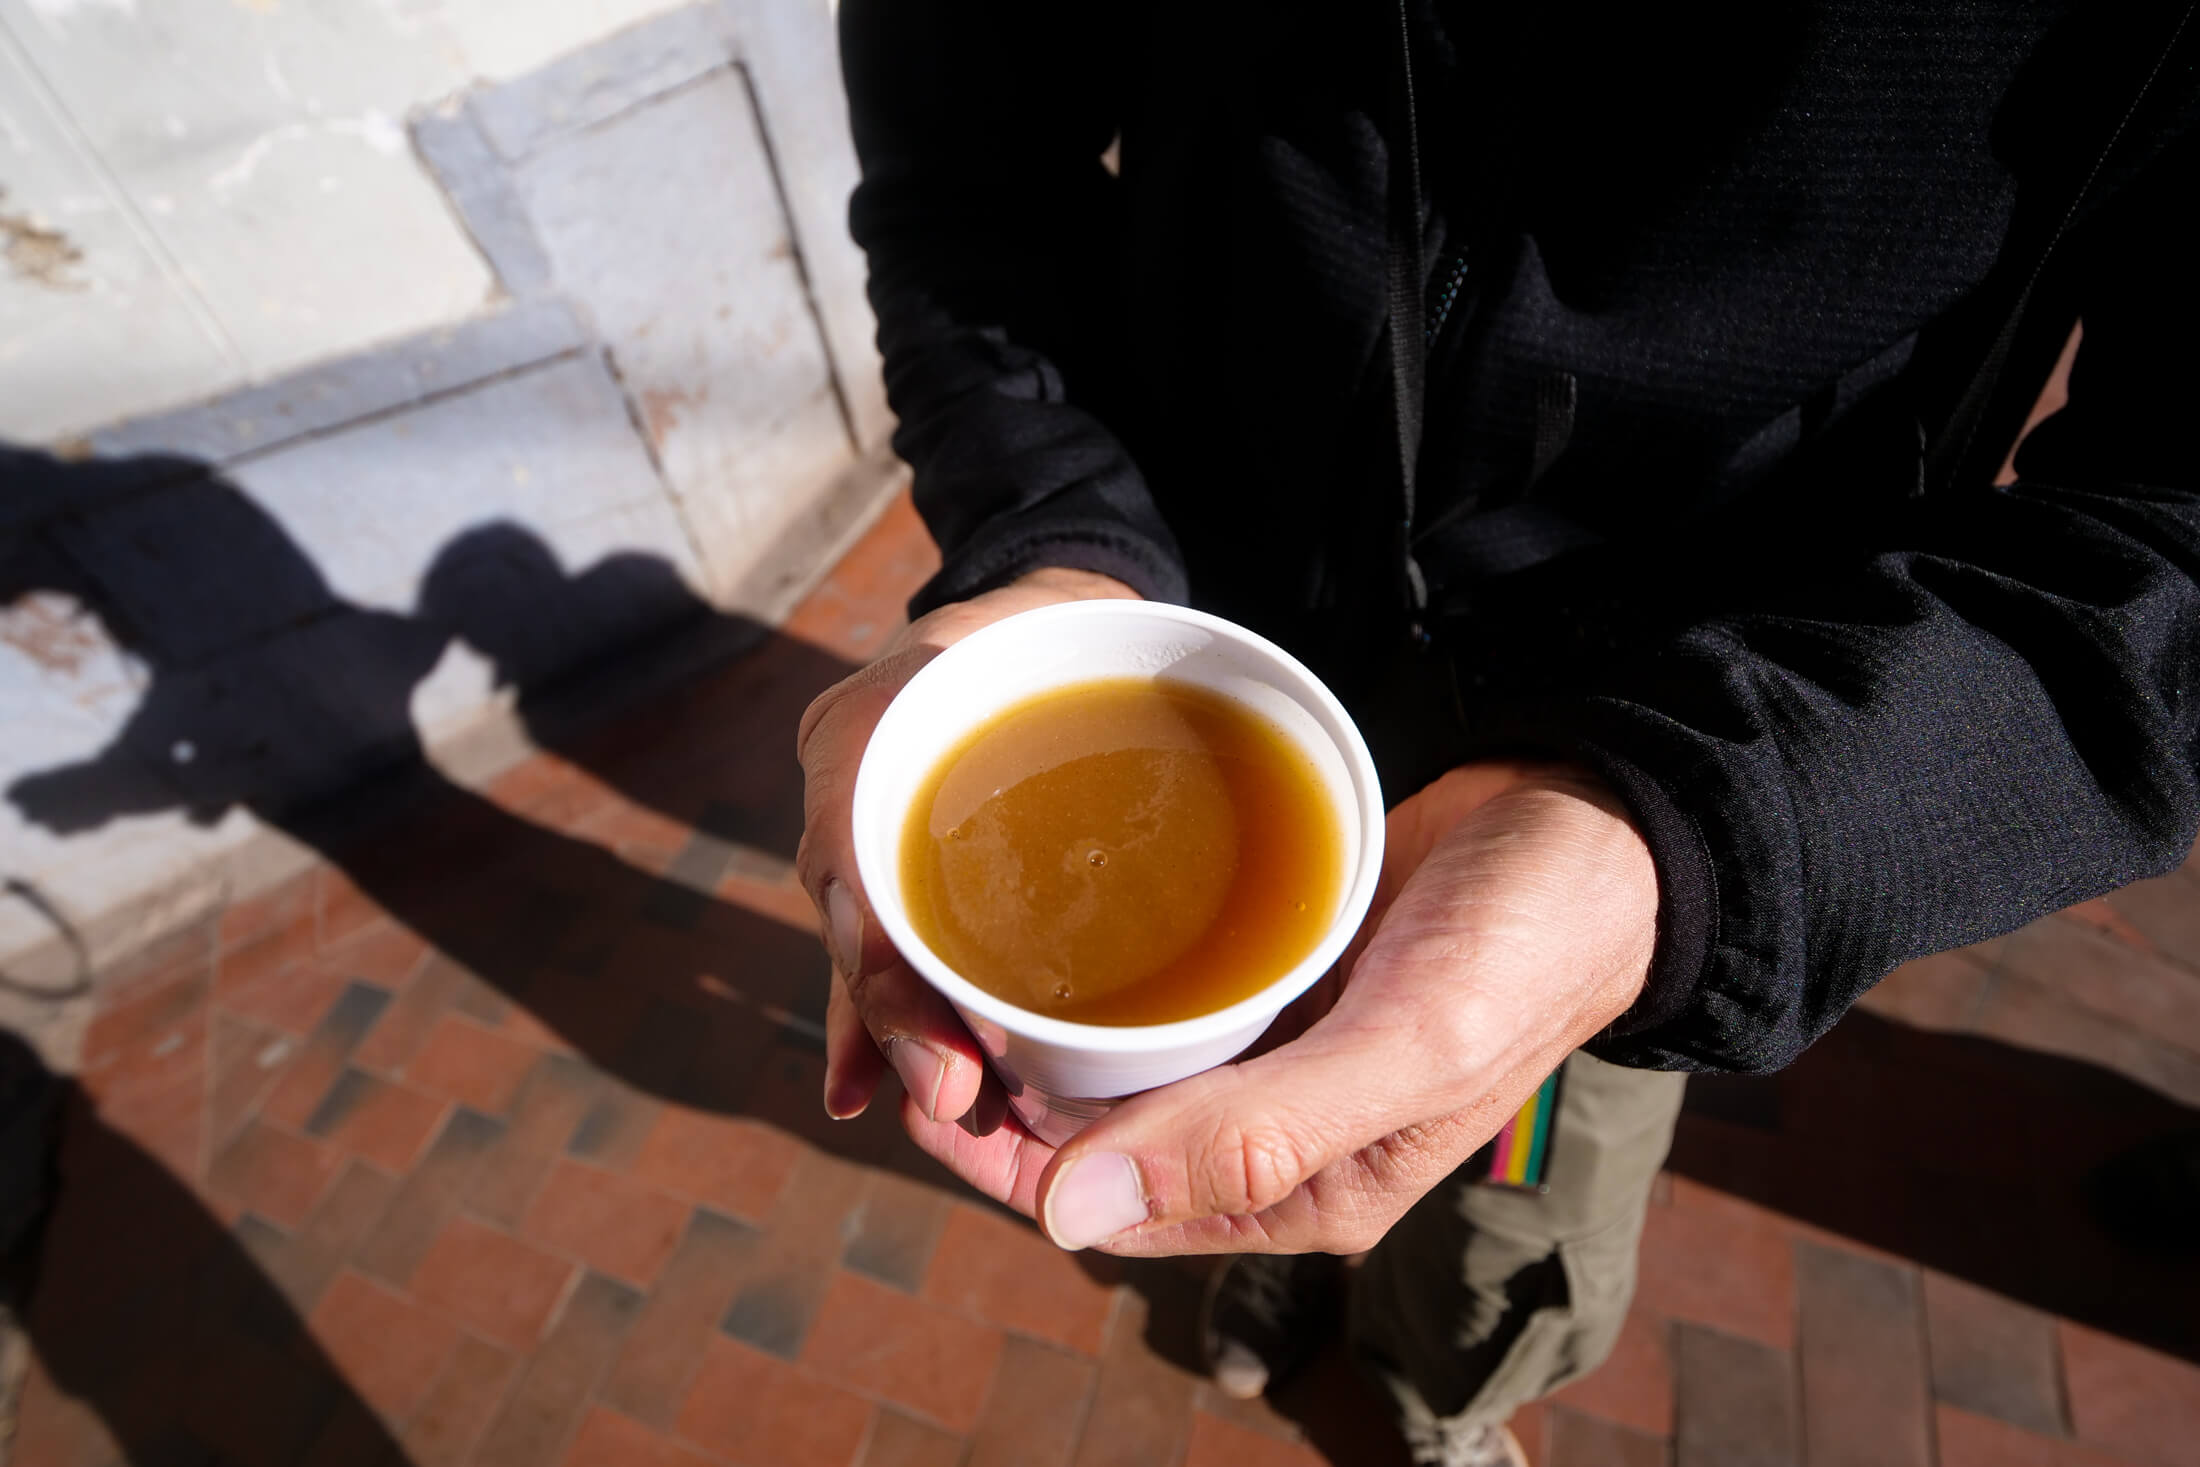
xmin=1031 ymin=768 xmax=1658 ymax=1256
xmin=1032 ymin=1021 xmax=1430 ymax=1252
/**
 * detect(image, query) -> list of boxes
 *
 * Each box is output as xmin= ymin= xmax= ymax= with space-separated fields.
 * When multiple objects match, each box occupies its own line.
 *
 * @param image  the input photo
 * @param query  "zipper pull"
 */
xmin=1403 ymin=538 xmax=1431 ymax=649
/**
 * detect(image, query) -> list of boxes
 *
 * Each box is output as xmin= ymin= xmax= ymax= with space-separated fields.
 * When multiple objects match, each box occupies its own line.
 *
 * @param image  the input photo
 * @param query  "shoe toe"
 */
xmin=1209 ymin=1338 xmax=1273 ymax=1401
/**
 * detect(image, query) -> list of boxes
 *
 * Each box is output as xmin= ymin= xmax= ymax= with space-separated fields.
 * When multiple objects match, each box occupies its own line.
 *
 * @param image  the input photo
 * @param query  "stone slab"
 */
xmin=730 ymin=0 xmax=891 ymax=449
xmin=430 ymin=0 xmax=703 ymax=86
xmin=2 ymin=0 xmax=886 ymax=1014
xmin=17 ymin=351 xmax=697 ymax=822
xmin=226 ymin=351 xmax=699 ymax=615
xmin=468 ymin=1 xmax=734 ymax=161
xmin=3 ymin=349 xmax=709 ymax=967
xmin=511 ymin=66 xmax=848 ymax=604
xmin=46 ymin=470 xmax=349 ymax=667
xmin=0 ymin=27 xmax=238 ymax=440
xmin=87 ymin=297 xmax=588 ymax=468
xmin=411 ymin=101 xmax=554 ymax=297
xmin=0 ymin=0 xmax=490 ymax=381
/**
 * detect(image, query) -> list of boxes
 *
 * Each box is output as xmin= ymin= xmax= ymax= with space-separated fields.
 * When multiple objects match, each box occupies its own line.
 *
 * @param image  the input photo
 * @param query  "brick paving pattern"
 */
xmin=16 ymin=494 xmax=2200 ymax=1466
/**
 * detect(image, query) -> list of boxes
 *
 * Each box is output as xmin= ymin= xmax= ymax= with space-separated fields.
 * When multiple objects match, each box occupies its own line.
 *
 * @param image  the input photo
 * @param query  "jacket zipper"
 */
xmin=1426 ymin=251 xmax=1470 ymax=345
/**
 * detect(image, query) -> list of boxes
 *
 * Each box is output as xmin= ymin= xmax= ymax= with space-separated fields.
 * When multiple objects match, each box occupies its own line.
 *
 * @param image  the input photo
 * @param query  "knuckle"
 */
xmin=840 ymin=961 xmax=882 ymax=1008
xmin=1197 ymin=1121 xmax=1309 ymax=1217
xmin=1333 ymin=1217 xmax=1389 ymax=1255
xmin=840 ymin=959 xmax=916 ymax=1032
xmin=1408 ymin=969 xmax=1505 ymax=1072
xmin=1419 ymin=1011 xmax=1480 ymax=1080
xmin=793 ymin=833 xmax=822 ymax=895
xmin=795 ymin=678 xmax=857 ymax=765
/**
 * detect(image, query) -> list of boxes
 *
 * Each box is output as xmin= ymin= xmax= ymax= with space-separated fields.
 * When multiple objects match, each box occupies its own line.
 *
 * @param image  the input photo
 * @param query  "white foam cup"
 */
xmin=850 ymin=600 xmax=1385 ymax=1146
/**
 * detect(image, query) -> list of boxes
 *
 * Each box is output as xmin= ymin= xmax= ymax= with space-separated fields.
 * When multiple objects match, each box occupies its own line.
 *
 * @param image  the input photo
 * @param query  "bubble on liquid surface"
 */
xmin=1087 ymin=849 xmax=1108 ymax=867
xmin=1053 ymin=982 xmax=1073 ymax=1001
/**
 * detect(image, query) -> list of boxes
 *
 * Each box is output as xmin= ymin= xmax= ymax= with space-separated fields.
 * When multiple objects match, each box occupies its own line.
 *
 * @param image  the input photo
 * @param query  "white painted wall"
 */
xmin=0 ymin=0 xmax=894 ymax=1005
xmin=0 ymin=0 xmax=800 ymax=441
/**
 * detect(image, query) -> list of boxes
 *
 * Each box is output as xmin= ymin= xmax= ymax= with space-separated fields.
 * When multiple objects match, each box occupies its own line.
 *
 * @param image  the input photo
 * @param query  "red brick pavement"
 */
xmin=17 ymin=491 xmax=2200 ymax=1467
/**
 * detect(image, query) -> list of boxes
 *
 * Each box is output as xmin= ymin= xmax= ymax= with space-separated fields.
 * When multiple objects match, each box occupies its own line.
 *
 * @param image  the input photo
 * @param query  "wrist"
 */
xmin=1009 ymin=566 xmax=1144 ymax=601
xmin=1523 ymin=773 xmax=1658 ymax=995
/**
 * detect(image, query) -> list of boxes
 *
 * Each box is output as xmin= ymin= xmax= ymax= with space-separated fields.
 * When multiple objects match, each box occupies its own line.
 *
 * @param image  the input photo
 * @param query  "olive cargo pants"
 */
xmin=1348 ymin=1051 xmax=1687 ymax=1463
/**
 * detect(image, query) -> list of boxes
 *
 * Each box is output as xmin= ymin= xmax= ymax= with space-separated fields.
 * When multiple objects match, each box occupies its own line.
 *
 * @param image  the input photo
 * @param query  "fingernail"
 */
xmin=1044 ymin=1153 xmax=1149 ymax=1251
xmin=956 ymin=1084 xmax=1006 ymax=1139
xmin=886 ymin=1038 xmax=947 ymax=1120
xmin=822 ymin=1067 xmax=867 ymax=1121
xmin=825 ymin=879 xmax=863 ymax=975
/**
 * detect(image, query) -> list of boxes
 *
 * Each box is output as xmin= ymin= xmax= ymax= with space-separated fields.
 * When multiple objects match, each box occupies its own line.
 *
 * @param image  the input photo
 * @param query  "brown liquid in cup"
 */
xmin=898 ymin=677 xmax=1344 ymax=1025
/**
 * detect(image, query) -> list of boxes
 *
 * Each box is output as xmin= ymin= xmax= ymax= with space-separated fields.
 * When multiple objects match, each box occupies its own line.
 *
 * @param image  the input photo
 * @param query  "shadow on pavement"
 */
xmin=1675 ymin=1010 xmax=2200 ymax=1364
xmin=12 ymin=444 xmax=2198 ymax=1463
xmin=2 ymin=444 xmax=911 ymax=1463
xmin=1096 ymin=1008 xmax=2200 ymax=1464
xmin=3 ymin=1028 xmax=408 ymax=1464
xmin=4 ymin=445 xmax=865 ymax=1120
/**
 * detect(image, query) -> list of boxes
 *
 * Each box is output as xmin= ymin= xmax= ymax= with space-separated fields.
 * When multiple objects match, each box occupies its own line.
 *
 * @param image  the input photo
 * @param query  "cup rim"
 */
xmin=850 ymin=600 xmax=1387 ymax=1055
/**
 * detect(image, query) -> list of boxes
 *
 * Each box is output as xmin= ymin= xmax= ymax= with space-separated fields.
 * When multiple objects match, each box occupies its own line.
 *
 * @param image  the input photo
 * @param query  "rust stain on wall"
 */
xmin=0 ymin=188 xmax=87 ymax=292
xmin=639 ymin=385 xmax=702 ymax=446
xmin=1 ymin=592 xmax=106 ymax=677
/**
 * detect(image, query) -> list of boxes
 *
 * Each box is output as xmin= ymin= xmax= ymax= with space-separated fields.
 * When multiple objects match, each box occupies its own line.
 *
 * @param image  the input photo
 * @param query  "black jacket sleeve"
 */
xmin=839 ymin=0 xmax=1187 ymax=612
xmin=1575 ymin=143 xmax=2200 ymax=1073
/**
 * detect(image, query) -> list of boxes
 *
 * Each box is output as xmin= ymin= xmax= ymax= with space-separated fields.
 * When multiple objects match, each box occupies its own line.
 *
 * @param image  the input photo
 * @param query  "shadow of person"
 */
xmin=4 ymin=445 xmax=884 ymax=1126
xmin=415 ymin=522 xmax=808 ymax=865
xmin=1 ymin=445 xmax=941 ymax=1460
xmin=1673 ymin=1010 xmax=2200 ymax=1364
xmin=1086 ymin=1011 xmax=2200 ymax=1463
xmin=2 ymin=1028 xmax=406 ymax=1465
xmin=3 ymin=450 xmax=449 ymax=837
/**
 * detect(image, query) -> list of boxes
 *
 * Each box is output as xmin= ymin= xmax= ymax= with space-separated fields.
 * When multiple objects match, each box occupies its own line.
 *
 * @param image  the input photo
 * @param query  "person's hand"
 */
xmin=855 ymin=756 xmax=1660 ymax=1256
xmin=797 ymin=566 xmax=1142 ymax=1125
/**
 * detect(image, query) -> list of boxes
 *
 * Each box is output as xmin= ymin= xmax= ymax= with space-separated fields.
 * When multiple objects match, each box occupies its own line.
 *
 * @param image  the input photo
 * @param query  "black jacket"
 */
xmin=839 ymin=0 xmax=2200 ymax=1073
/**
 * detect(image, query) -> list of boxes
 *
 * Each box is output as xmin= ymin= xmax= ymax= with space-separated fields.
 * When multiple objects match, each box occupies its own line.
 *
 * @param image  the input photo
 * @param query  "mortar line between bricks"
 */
xmin=247 ymin=1107 xmax=334 ymax=1149
xmin=651 ymin=1307 xmax=722 ymax=1444
xmin=476 ymin=1335 xmax=531 ymax=1461
xmin=772 ymin=1344 xmax=976 ymax=1439
xmin=468 ymin=1150 xmax=566 ymax=1241
xmin=1788 ymin=1251 xmax=1809 ymax=1467
xmin=761 ymin=1004 xmax=827 ymax=1043
xmin=1917 ymin=1299 xmax=1948 ymax=1467
xmin=2047 ymin=1313 xmax=2075 ymax=1439
xmin=395 ymin=1324 xmax=516 ymax=1449
xmin=1061 ymin=1335 xmax=1105 ymax=1467
xmin=960 ymin=1327 xmax=1017 ymax=1453
xmin=195 ymin=974 xmax=216 ymax=1186
xmin=1907 ymin=1261 xmax=1943 ymax=1467
xmin=533 ymin=1254 xmax=587 ymax=1325
xmin=1952 ymin=967 xmax=1999 ymax=1034
xmin=1095 ymin=1283 xmax=1134 ymax=1358
xmin=1658 ymin=1314 xmax=1681 ymax=1458
xmin=542 ymin=1377 xmax=600 ymax=1467
xmin=450 ymin=1182 xmax=589 ymax=1261
xmin=845 ymin=1405 xmax=885 ymax=1467
xmin=538 ymin=1254 xmax=597 ymax=1357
